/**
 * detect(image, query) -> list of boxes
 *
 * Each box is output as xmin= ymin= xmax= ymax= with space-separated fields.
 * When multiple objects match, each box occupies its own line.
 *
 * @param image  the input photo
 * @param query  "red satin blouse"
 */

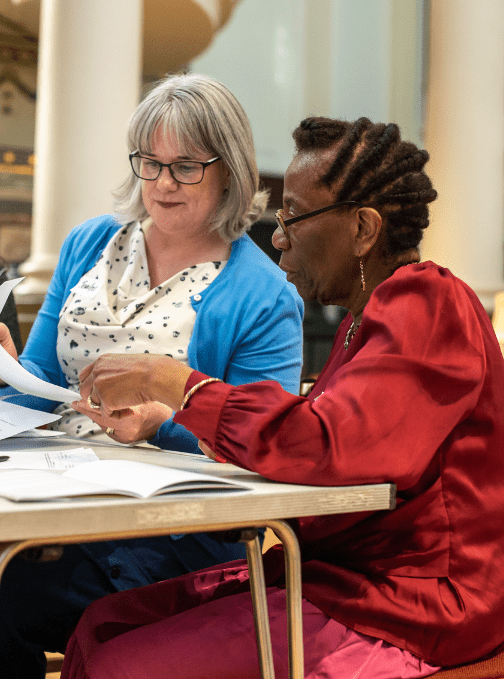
xmin=174 ymin=261 xmax=504 ymax=666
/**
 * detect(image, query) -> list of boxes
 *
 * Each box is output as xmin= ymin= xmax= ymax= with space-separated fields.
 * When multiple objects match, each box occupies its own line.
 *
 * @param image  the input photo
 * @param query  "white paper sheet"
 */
xmin=10 ymin=429 xmax=66 ymax=438
xmin=0 ymin=401 xmax=60 ymax=439
xmin=0 ymin=277 xmax=78 ymax=403
xmin=0 ymin=277 xmax=24 ymax=311
xmin=0 ymin=345 xmax=78 ymax=402
xmin=0 ymin=447 xmax=99 ymax=470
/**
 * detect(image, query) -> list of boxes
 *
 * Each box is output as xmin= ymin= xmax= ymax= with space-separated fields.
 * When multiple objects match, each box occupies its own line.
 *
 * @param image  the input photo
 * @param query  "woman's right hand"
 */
xmin=73 ymin=399 xmax=173 ymax=444
xmin=77 ymin=353 xmax=193 ymax=416
xmin=0 ymin=323 xmax=19 ymax=361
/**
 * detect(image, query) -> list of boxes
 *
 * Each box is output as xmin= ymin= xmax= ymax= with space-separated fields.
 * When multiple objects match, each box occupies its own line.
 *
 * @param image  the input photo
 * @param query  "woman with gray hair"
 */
xmin=0 ymin=73 xmax=303 ymax=679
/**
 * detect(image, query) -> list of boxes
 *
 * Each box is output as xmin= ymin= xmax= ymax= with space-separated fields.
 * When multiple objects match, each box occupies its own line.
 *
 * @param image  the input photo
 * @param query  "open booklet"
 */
xmin=0 ymin=459 xmax=252 ymax=502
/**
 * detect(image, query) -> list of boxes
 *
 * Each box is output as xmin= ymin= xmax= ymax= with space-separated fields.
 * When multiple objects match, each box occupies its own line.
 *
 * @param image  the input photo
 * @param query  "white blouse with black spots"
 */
xmin=49 ymin=221 xmax=226 ymax=437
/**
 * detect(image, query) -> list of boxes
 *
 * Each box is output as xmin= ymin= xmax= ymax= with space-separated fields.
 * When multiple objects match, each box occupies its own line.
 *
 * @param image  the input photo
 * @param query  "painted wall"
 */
xmin=192 ymin=0 xmax=426 ymax=174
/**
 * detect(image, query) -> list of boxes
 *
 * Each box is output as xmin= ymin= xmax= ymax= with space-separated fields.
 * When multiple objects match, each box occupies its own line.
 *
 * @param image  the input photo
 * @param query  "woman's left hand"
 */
xmin=198 ymin=440 xmax=227 ymax=464
xmin=198 ymin=440 xmax=217 ymax=460
xmin=73 ymin=400 xmax=173 ymax=444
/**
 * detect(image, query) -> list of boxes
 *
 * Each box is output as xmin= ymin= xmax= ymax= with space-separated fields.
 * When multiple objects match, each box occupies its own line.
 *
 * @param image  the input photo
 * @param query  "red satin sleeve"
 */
xmin=174 ymin=263 xmax=490 ymax=489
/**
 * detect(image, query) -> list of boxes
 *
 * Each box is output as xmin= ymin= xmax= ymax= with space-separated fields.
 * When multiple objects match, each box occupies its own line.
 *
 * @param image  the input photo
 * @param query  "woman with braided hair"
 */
xmin=62 ymin=117 xmax=504 ymax=678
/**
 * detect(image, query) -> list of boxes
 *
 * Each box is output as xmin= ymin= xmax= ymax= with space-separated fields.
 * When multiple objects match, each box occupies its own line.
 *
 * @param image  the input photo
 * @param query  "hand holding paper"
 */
xmin=0 ymin=344 xmax=77 ymax=402
xmin=0 ymin=277 xmax=77 ymax=403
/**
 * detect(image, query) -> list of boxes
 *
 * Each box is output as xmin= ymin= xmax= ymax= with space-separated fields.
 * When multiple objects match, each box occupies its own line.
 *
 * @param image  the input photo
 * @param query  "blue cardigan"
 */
xmin=8 ymin=215 xmax=304 ymax=452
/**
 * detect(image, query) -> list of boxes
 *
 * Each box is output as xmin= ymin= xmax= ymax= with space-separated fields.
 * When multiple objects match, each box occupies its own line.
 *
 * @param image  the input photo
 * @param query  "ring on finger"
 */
xmin=106 ymin=427 xmax=115 ymax=436
xmin=87 ymin=395 xmax=101 ymax=410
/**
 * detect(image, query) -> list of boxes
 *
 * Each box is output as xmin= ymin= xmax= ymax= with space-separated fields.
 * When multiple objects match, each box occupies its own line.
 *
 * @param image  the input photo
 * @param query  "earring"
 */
xmin=360 ymin=258 xmax=366 ymax=291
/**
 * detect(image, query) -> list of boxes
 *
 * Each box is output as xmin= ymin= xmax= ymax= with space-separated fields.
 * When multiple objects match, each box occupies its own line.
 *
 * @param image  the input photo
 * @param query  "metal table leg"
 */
xmin=0 ymin=522 xmax=304 ymax=679
xmin=0 ymin=541 xmax=29 ymax=579
xmin=267 ymin=520 xmax=304 ymax=679
xmin=241 ymin=528 xmax=276 ymax=679
xmin=240 ymin=521 xmax=304 ymax=679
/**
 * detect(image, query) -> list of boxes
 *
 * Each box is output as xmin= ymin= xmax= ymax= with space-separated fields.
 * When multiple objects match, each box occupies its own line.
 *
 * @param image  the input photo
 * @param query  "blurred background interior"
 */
xmin=0 ymin=0 xmax=503 ymax=376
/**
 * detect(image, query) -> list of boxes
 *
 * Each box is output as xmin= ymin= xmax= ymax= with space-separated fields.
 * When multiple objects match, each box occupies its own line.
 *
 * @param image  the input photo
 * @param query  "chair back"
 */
xmin=433 ymin=648 xmax=504 ymax=678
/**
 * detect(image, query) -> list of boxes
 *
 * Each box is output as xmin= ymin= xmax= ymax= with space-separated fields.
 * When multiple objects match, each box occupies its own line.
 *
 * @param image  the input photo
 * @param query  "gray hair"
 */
xmin=114 ymin=73 xmax=268 ymax=241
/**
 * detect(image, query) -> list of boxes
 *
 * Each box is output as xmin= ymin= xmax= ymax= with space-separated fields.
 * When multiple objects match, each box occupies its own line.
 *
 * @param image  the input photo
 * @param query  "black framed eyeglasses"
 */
xmin=275 ymin=200 xmax=364 ymax=237
xmin=129 ymin=152 xmax=221 ymax=184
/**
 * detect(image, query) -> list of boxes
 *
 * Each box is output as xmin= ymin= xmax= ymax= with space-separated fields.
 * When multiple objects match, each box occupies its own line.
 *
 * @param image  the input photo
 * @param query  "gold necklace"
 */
xmin=344 ymin=320 xmax=361 ymax=350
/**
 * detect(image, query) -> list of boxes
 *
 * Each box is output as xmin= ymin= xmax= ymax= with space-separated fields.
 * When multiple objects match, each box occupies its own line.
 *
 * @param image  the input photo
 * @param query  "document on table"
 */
xmin=0 ymin=447 xmax=99 ymax=470
xmin=0 ymin=401 xmax=60 ymax=440
xmin=10 ymin=429 xmax=66 ymax=438
xmin=0 ymin=277 xmax=78 ymax=403
xmin=0 ymin=459 xmax=253 ymax=501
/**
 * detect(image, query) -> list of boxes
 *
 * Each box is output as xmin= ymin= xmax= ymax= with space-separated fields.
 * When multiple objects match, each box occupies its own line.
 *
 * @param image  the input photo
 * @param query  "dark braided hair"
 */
xmin=292 ymin=117 xmax=437 ymax=256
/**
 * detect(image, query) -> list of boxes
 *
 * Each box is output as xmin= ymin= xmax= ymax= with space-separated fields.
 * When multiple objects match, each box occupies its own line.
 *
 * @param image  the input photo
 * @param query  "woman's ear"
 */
xmin=354 ymin=207 xmax=382 ymax=256
xmin=222 ymin=164 xmax=231 ymax=191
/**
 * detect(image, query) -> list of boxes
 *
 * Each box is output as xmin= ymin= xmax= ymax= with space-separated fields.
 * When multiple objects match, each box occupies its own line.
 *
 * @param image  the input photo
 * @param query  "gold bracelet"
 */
xmin=180 ymin=378 xmax=224 ymax=410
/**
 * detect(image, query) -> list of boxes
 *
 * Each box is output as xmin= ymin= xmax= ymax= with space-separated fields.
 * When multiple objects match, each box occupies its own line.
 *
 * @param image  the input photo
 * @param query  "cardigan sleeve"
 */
xmin=20 ymin=238 xmax=72 ymax=385
xmin=150 ymin=281 xmax=304 ymax=453
xmin=0 ymin=230 xmax=79 ymax=412
xmin=219 ymin=281 xmax=304 ymax=393
xmin=0 ymin=218 xmax=119 ymax=412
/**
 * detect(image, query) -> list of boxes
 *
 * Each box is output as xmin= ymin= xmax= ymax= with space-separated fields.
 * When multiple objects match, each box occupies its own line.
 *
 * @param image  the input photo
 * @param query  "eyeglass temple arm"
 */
xmin=281 ymin=201 xmax=364 ymax=227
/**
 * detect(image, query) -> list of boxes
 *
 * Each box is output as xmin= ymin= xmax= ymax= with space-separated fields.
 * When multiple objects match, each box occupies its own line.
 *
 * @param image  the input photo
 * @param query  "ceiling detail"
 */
xmin=0 ymin=12 xmax=37 ymax=68
xmin=0 ymin=0 xmax=241 ymax=78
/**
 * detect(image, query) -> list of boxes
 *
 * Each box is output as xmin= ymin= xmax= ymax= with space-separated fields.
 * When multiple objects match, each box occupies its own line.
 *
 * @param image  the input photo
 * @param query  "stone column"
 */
xmin=16 ymin=0 xmax=143 ymax=298
xmin=422 ymin=0 xmax=504 ymax=311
